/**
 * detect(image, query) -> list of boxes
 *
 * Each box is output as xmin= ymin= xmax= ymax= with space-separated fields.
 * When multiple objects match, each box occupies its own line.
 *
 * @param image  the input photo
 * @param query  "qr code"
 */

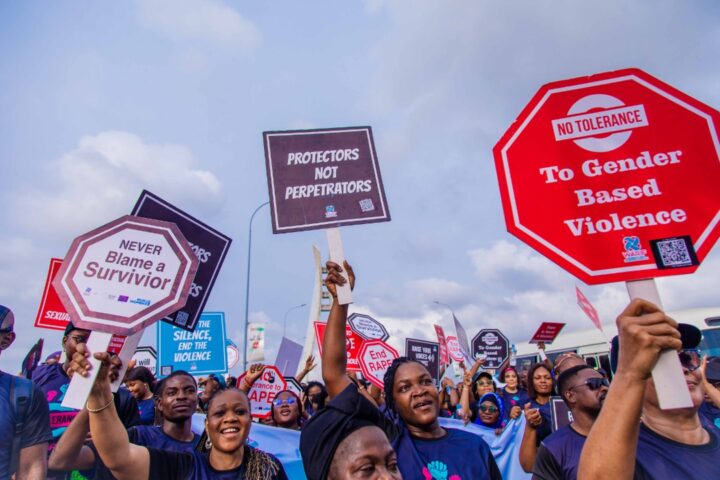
xmin=656 ymin=238 xmax=692 ymax=267
xmin=175 ymin=311 xmax=189 ymax=326
xmin=359 ymin=198 xmax=375 ymax=212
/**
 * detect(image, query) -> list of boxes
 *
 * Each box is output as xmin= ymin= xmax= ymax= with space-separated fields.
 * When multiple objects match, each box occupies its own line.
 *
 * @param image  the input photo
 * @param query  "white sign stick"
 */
xmin=61 ymin=331 xmax=113 ymax=410
xmin=626 ymin=279 xmax=693 ymax=410
xmin=326 ymin=227 xmax=353 ymax=305
xmin=110 ymin=329 xmax=145 ymax=392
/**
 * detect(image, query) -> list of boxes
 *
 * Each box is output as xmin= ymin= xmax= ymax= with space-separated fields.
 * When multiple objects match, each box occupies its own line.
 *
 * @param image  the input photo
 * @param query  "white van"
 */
xmin=512 ymin=307 xmax=720 ymax=375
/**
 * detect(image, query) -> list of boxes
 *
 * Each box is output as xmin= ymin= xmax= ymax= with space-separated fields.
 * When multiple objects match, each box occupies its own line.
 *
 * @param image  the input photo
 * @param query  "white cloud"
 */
xmin=136 ymin=0 xmax=261 ymax=50
xmin=10 ymin=131 xmax=223 ymax=237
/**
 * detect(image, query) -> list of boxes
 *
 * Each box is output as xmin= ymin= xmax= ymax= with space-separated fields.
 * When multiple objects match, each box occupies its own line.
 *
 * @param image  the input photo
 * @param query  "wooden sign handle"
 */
xmin=626 ymin=279 xmax=692 ymax=410
xmin=326 ymin=227 xmax=353 ymax=305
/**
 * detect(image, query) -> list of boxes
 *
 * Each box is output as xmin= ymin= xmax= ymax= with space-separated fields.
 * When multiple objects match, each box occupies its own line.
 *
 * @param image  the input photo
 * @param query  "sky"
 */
xmin=1 ymin=0 xmax=719 ymax=375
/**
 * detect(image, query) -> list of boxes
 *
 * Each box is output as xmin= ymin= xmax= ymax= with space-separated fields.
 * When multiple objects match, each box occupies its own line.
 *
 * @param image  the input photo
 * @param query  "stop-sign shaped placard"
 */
xmin=471 ymin=329 xmax=509 ymax=369
xmin=238 ymin=365 xmax=287 ymax=419
xmin=54 ymin=215 xmax=199 ymax=335
xmin=494 ymin=68 xmax=720 ymax=284
xmin=359 ymin=340 xmax=399 ymax=389
xmin=445 ymin=336 xmax=464 ymax=363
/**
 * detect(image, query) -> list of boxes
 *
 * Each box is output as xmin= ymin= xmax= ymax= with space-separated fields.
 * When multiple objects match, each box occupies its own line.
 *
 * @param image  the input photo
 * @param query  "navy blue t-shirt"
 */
xmin=532 ymin=425 xmax=585 ymax=480
xmin=530 ymin=398 xmax=552 ymax=444
xmin=137 ymin=398 xmax=155 ymax=425
xmin=698 ymin=401 xmax=720 ymax=431
xmin=0 ymin=371 xmax=52 ymax=480
xmin=634 ymin=423 xmax=720 ymax=479
xmin=392 ymin=424 xmax=502 ymax=480
xmin=500 ymin=387 xmax=529 ymax=420
xmin=147 ymin=446 xmax=287 ymax=479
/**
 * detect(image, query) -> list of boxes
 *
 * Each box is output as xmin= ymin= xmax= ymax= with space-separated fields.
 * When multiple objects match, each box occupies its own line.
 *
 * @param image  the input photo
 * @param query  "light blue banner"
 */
xmin=191 ymin=414 xmax=530 ymax=479
xmin=157 ymin=311 xmax=228 ymax=377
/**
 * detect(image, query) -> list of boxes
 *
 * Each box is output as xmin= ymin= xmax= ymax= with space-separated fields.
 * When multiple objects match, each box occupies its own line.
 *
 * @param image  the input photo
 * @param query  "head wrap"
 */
xmin=300 ymin=383 xmax=396 ymax=480
xmin=0 ymin=305 xmax=14 ymax=331
xmin=475 ymin=392 xmax=505 ymax=429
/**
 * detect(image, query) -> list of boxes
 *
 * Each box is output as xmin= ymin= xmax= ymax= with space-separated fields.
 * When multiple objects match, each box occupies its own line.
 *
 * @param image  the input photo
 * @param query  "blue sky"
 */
xmin=2 ymin=0 xmax=719 ymax=374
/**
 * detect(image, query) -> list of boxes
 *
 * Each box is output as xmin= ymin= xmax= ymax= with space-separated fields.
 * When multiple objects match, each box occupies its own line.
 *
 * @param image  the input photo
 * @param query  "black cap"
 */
xmin=610 ymin=323 xmax=702 ymax=373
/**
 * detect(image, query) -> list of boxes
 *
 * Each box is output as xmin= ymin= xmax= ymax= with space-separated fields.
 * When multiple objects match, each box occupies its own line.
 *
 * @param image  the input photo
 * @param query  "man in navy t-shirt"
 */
xmin=0 ymin=305 xmax=52 ymax=480
xmin=578 ymin=299 xmax=719 ymax=479
xmin=532 ymin=365 xmax=608 ymax=480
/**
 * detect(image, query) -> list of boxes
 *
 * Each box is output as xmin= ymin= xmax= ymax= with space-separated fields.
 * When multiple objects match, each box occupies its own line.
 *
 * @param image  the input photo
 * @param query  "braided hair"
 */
xmin=382 ymin=356 xmax=424 ymax=420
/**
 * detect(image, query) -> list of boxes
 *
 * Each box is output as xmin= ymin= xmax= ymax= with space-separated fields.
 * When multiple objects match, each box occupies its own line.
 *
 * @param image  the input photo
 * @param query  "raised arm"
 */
xmin=321 ymin=261 xmax=355 ymax=398
xmin=295 ymin=355 xmax=316 ymax=384
xmin=48 ymin=409 xmax=96 ymax=472
xmin=578 ymin=299 xmax=682 ymax=480
xmin=70 ymin=345 xmax=151 ymax=480
xmin=700 ymin=356 xmax=720 ymax=408
xmin=239 ymin=364 xmax=265 ymax=394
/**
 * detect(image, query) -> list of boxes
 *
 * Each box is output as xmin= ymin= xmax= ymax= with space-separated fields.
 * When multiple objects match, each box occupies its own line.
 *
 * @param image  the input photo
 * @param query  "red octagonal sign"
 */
xmin=494 ymin=68 xmax=720 ymax=284
xmin=53 ymin=215 xmax=199 ymax=335
xmin=359 ymin=339 xmax=399 ymax=389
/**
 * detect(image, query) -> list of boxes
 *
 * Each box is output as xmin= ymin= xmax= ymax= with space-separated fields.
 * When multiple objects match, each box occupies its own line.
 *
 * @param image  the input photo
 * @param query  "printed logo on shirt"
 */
xmin=422 ymin=460 xmax=461 ymax=480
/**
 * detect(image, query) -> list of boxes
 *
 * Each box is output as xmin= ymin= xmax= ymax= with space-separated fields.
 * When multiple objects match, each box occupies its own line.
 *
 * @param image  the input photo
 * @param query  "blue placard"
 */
xmin=157 ymin=312 xmax=228 ymax=377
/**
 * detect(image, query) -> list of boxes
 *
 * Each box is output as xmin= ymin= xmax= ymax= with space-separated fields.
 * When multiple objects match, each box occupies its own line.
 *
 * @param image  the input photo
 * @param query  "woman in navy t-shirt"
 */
xmin=498 ymin=366 xmax=529 ymax=421
xmin=125 ymin=366 xmax=157 ymax=425
xmin=519 ymin=362 xmax=554 ymax=472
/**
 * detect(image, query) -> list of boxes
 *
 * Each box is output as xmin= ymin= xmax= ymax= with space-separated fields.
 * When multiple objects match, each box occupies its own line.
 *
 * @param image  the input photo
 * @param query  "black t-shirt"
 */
xmin=0 ymin=371 xmax=52 ymax=480
xmin=532 ymin=425 xmax=586 ymax=480
xmin=147 ymin=445 xmax=287 ymax=480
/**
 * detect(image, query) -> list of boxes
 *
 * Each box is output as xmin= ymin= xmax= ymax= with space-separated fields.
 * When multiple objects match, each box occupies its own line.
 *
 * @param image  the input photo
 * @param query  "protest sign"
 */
xmin=34 ymin=258 xmax=71 ymax=331
xmin=530 ymin=322 xmax=566 ymax=344
xmin=348 ymin=313 xmax=389 ymax=341
xmin=359 ymin=340 xmax=399 ymax=389
xmin=226 ymin=339 xmax=240 ymax=369
xmin=576 ymin=286 xmax=603 ymax=332
xmin=263 ymin=126 xmax=392 ymax=305
xmin=248 ymin=323 xmax=266 ymax=363
xmin=21 ymin=339 xmax=43 ymax=379
xmin=452 ymin=314 xmax=473 ymax=363
xmin=471 ymin=329 xmax=510 ymax=369
xmin=54 ymin=215 xmax=198 ymax=335
xmin=446 ymin=336 xmax=464 ymax=363
xmin=238 ymin=365 xmax=287 ymax=419
xmin=157 ymin=312 xmax=228 ymax=377
xmin=314 ymin=321 xmax=363 ymax=372
xmin=434 ymin=324 xmax=449 ymax=366
xmin=263 ymin=127 xmax=390 ymax=233
xmin=54 ymin=215 xmax=198 ymax=408
xmin=132 ymin=346 xmax=157 ymax=376
xmin=405 ymin=338 xmax=440 ymax=386
xmin=493 ymin=68 xmax=720 ymax=285
xmin=132 ymin=190 xmax=232 ymax=331
xmin=550 ymin=397 xmax=574 ymax=431
xmin=494 ymin=68 xmax=718 ymax=409
xmin=275 ymin=337 xmax=304 ymax=376
xmin=284 ymin=377 xmax=303 ymax=397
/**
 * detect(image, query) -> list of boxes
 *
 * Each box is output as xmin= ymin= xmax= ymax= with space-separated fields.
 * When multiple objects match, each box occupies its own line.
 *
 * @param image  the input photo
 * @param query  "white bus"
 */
xmin=512 ymin=307 xmax=720 ymax=375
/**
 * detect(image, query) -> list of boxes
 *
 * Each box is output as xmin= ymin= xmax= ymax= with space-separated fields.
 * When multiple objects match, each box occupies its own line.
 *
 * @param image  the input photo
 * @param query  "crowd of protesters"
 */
xmin=1 ymin=261 xmax=720 ymax=479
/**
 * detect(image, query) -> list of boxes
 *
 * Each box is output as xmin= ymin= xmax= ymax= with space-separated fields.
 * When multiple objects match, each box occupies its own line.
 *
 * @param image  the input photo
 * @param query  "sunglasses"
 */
xmin=0 ymin=327 xmax=13 ymax=334
xmin=476 ymin=381 xmax=493 ymax=387
xmin=273 ymin=397 xmax=297 ymax=407
xmin=570 ymin=377 xmax=609 ymax=392
xmin=68 ymin=335 xmax=90 ymax=344
xmin=678 ymin=349 xmax=701 ymax=372
xmin=479 ymin=405 xmax=499 ymax=413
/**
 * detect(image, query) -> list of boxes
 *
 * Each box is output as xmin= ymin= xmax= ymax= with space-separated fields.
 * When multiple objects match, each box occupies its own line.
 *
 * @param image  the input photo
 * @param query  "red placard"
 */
xmin=237 ymin=365 xmax=287 ymax=419
xmin=358 ymin=339 xmax=399 ymax=389
xmin=445 ymin=335 xmax=464 ymax=362
xmin=34 ymin=258 xmax=71 ymax=331
xmin=576 ymin=286 xmax=603 ymax=332
xmin=434 ymin=324 xmax=449 ymax=366
xmin=314 ymin=321 xmax=364 ymax=372
xmin=494 ymin=68 xmax=720 ymax=284
xmin=530 ymin=322 xmax=566 ymax=344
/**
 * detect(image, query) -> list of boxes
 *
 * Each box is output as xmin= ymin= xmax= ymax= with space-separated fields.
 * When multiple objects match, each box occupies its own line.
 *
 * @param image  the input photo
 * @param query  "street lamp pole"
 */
xmin=283 ymin=303 xmax=307 ymax=339
xmin=243 ymin=201 xmax=269 ymax=372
